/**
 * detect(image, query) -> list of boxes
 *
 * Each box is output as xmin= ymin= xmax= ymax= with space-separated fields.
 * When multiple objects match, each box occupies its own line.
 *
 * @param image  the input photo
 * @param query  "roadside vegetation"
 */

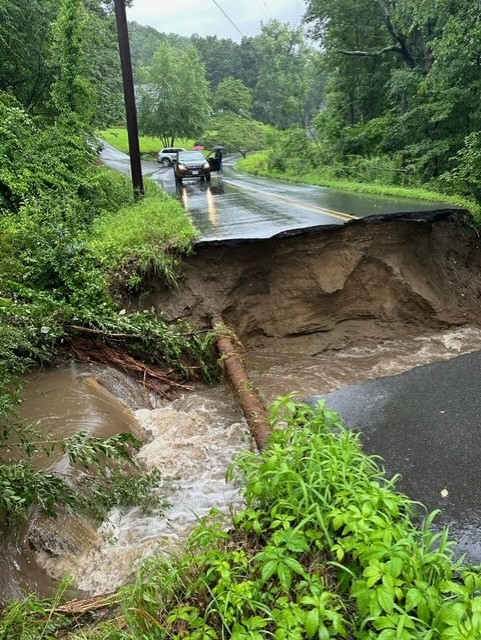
xmin=3 ymin=0 xmax=481 ymax=631
xmin=237 ymin=149 xmax=481 ymax=218
xmin=0 ymin=1 xmax=215 ymax=531
xmin=2 ymin=399 xmax=481 ymax=639
xmin=98 ymin=128 xmax=196 ymax=158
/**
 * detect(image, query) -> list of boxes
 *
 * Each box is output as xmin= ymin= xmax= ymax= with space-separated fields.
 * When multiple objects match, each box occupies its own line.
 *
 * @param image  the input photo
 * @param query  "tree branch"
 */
xmin=337 ymin=44 xmax=402 ymax=58
xmin=373 ymin=0 xmax=416 ymax=68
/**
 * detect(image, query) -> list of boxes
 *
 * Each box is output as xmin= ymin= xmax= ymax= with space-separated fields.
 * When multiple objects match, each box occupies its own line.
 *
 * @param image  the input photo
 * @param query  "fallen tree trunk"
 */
xmin=212 ymin=317 xmax=272 ymax=451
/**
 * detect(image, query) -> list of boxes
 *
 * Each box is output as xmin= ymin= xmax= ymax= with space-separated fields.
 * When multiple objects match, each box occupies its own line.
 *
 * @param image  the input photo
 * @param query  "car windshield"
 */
xmin=178 ymin=151 xmax=205 ymax=162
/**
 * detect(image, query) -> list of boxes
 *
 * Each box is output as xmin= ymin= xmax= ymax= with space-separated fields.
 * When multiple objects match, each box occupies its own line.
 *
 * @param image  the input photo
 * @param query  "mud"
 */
xmin=144 ymin=210 xmax=481 ymax=348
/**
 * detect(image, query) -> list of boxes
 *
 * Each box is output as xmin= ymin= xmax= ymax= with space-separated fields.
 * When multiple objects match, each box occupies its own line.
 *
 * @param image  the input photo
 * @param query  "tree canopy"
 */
xmin=214 ymin=77 xmax=252 ymax=116
xmin=130 ymin=20 xmax=325 ymax=131
xmin=303 ymin=0 xmax=481 ymax=197
xmin=137 ymin=41 xmax=212 ymax=147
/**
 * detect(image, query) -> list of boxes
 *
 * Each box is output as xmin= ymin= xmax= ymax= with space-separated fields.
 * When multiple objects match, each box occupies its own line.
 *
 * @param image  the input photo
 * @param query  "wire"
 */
xmin=211 ymin=0 xmax=245 ymax=38
xmin=260 ymin=0 xmax=272 ymax=19
xmin=255 ymin=0 xmax=269 ymax=20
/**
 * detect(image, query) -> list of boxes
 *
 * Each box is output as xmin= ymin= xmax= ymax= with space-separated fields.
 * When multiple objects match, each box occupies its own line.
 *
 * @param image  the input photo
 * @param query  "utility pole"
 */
xmin=113 ymin=0 xmax=144 ymax=198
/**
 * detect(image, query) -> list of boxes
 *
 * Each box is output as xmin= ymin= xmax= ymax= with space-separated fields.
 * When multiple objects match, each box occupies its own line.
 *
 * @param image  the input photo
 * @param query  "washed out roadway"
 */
xmin=101 ymin=143 xmax=478 ymax=559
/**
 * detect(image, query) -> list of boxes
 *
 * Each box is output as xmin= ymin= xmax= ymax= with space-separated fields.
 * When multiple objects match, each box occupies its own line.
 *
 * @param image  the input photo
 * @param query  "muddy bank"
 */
xmin=144 ymin=210 xmax=481 ymax=348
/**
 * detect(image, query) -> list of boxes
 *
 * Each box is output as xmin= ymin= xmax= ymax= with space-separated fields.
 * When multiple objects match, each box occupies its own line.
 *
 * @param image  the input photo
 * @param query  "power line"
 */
xmin=260 ymin=0 xmax=272 ymax=19
xmin=255 ymin=0 xmax=269 ymax=20
xmin=211 ymin=0 xmax=245 ymax=38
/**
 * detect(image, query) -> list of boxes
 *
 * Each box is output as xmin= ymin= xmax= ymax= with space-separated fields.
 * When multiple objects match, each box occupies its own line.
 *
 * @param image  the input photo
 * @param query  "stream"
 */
xmin=3 ymin=325 xmax=481 ymax=603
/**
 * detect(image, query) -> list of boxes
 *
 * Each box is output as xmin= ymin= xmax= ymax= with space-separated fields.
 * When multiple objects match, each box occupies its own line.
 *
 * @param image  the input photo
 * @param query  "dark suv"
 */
xmin=173 ymin=150 xmax=211 ymax=185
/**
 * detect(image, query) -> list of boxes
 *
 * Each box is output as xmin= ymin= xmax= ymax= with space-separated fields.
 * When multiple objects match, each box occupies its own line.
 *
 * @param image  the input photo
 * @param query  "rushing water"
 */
xmin=4 ymin=325 xmax=481 ymax=602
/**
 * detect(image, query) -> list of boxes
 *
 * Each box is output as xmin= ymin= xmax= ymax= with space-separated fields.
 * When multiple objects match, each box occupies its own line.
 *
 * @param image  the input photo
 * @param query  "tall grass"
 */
xmin=238 ymin=153 xmax=481 ymax=218
xmin=88 ymin=180 xmax=198 ymax=289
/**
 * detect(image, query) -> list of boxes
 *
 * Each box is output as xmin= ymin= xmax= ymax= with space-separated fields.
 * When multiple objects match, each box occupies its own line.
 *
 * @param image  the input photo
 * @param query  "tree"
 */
xmin=202 ymin=112 xmax=267 ymax=153
xmin=304 ymin=0 xmax=481 ymax=187
xmin=129 ymin=22 xmax=191 ymax=70
xmin=50 ymin=0 xmax=93 ymax=122
xmin=0 ymin=0 xmax=58 ymax=111
xmin=190 ymin=34 xmax=243 ymax=90
xmin=137 ymin=42 xmax=212 ymax=147
xmin=214 ymin=77 xmax=252 ymax=115
xmin=249 ymin=21 xmax=323 ymax=129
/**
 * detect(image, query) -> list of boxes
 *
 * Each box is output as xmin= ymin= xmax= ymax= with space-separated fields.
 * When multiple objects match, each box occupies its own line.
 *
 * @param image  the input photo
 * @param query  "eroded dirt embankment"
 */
xmin=144 ymin=209 xmax=481 ymax=349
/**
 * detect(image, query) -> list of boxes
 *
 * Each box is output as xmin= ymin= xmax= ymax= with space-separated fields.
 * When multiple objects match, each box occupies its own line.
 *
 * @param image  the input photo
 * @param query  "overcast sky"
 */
xmin=126 ymin=0 xmax=307 ymax=41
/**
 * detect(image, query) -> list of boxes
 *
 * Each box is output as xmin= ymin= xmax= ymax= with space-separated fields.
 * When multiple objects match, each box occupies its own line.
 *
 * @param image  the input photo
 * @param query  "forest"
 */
xmin=127 ymin=0 xmax=481 ymax=203
xmin=2 ymin=1 xmax=481 ymax=637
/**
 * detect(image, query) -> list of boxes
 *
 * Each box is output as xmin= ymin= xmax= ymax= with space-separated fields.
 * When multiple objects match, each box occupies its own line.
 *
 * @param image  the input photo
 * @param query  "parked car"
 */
xmin=157 ymin=147 xmax=186 ymax=166
xmin=173 ymin=150 xmax=211 ymax=184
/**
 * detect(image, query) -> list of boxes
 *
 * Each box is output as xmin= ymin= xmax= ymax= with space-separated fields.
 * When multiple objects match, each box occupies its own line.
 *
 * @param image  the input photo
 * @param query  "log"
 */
xmin=212 ymin=317 xmax=272 ymax=451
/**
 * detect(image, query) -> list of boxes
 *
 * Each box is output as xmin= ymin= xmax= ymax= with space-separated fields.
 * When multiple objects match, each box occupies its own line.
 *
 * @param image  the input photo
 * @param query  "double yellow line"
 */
xmin=224 ymin=179 xmax=359 ymax=223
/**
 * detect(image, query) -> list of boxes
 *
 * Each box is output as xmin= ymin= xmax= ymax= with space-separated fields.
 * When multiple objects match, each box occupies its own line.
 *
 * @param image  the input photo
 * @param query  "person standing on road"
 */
xmin=215 ymin=149 xmax=223 ymax=172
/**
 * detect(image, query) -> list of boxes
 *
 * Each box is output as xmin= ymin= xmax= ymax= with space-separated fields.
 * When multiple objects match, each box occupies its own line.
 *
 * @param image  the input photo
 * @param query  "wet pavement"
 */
xmin=98 ymin=142 xmax=481 ymax=563
xmin=100 ymin=144 xmax=458 ymax=241
xmin=307 ymin=350 xmax=481 ymax=562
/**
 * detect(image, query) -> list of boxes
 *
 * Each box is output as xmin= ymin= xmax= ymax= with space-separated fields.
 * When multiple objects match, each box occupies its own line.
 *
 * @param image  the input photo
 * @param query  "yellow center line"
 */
xmin=223 ymin=179 xmax=359 ymax=222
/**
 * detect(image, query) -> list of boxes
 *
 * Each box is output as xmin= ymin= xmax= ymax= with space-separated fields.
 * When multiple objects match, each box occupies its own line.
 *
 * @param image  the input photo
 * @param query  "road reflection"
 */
xmin=176 ymin=179 xmax=225 ymax=230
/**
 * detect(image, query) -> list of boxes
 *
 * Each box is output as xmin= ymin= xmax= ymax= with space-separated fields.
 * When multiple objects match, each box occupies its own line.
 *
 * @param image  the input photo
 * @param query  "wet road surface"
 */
xmin=308 ymin=350 xmax=481 ymax=562
xmin=100 ymin=143 xmax=480 ymax=560
xmin=100 ymin=143 xmax=456 ymax=241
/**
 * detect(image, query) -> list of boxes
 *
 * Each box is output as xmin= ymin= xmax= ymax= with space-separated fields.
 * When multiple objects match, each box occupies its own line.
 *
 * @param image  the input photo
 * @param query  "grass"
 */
xmin=98 ymin=127 xmax=196 ymax=157
xmin=88 ymin=179 xmax=198 ymax=289
xmin=238 ymin=152 xmax=481 ymax=219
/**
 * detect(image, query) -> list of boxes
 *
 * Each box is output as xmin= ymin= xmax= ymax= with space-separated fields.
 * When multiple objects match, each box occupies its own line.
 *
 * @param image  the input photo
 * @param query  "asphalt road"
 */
xmin=100 ymin=143 xmax=456 ymax=241
xmin=308 ymin=350 xmax=481 ymax=562
xmin=101 ymin=143 xmax=480 ymax=559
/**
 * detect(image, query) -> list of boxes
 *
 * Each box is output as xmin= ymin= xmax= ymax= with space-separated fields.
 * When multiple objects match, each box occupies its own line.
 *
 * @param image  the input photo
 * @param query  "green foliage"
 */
xmin=3 ymin=399 xmax=481 ymax=637
xmin=248 ymin=20 xmax=324 ymax=129
xmin=265 ymin=127 xmax=314 ymax=173
xmin=0 ymin=0 xmax=122 ymax=126
xmin=130 ymin=21 xmax=324 ymax=131
xmin=98 ymin=127 xmax=195 ymax=156
xmin=22 ymin=398 xmax=474 ymax=639
xmin=214 ymin=77 xmax=252 ymax=116
xmin=436 ymin=132 xmax=481 ymax=202
xmin=305 ymin=0 xmax=481 ymax=202
xmin=0 ymin=430 xmax=168 ymax=524
xmin=50 ymin=0 xmax=93 ymax=122
xmin=0 ymin=86 xmax=215 ymax=528
xmin=190 ymin=34 xmax=244 ymax=90
xmin=0 ymin=0 xmax=57 ymax=110
xmin=137 ymin=42 xmax=212 ymax=148
xmin=202 ymin=113 xmax=268 ymax=154
xmin=88 ymin=179 xmax=197 ymax=290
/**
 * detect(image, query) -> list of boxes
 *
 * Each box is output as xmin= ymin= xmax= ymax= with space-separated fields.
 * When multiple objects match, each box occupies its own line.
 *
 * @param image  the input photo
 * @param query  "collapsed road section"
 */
xmin=143 ymin=209 xmax=481 ymax=351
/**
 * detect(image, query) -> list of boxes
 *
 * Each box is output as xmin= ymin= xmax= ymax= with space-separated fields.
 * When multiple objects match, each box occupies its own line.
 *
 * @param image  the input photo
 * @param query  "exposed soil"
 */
xmin=143 ymin=209 xmax=481 ymax=350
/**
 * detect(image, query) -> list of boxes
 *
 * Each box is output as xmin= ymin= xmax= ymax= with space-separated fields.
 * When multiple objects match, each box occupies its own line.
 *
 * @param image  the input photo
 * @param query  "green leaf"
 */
xmin=405 ymin=589 xmax=423 ymax=612
xmin=277 ymin=563 xmax=293 ymax=591
xmin=261 ymin=559 xmax=278 ymax=582
xmin=304 ymin=608 xmax=319 ymax=639
xmin=376 ymin=585 xmax=394 ymax=614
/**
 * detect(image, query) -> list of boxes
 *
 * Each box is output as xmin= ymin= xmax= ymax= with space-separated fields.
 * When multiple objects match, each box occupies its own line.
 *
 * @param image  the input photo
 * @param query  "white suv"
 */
xmin=157 ymin=147 xmax=186 ymax=166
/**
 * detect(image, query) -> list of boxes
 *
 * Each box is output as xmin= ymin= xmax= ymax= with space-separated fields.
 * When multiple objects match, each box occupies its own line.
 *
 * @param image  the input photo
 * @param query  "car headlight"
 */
xmin=178 ymin=163 xmax=186 ymax=170
xmin=203 ymin=162 xmax=210 ymax=169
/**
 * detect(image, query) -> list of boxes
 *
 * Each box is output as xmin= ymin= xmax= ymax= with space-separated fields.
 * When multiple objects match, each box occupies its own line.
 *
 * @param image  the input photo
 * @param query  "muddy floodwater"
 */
xmin=4 ymin=324 xmax=481 ymax=603
xmin=4 ymin=210 xmax=481 ymax=602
